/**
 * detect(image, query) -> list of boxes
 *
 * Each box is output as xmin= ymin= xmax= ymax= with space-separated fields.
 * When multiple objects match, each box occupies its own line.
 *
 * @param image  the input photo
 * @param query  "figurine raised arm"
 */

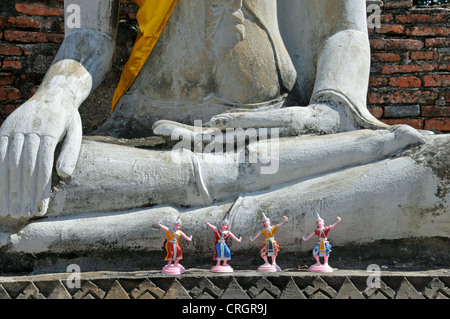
xmin=158 ymin=216 xmax=192 ymax=274
xmin=303 ymin=214 xmax=341 ymax=272
xmin=205 ymin=216 xmax=242 ymax=273
xmin=250 ymin=214 xmax=288 ymax=272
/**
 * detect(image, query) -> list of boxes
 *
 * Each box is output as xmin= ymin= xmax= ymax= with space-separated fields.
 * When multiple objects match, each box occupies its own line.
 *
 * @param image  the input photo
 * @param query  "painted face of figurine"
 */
xmin=263 ymin=219 xmax=270 ymax=228
xmin=220 ymin=223 xmax=229 ymax=231
xmin=316 ymin=220 xmax=324 ymax=229
xmin=173 ymin=223 xmax=181 ymax=231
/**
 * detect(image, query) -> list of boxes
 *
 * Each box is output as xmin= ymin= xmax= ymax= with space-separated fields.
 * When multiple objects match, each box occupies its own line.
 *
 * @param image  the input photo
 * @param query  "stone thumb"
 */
xmin=56 ymin=113 xmax=82 ymax=179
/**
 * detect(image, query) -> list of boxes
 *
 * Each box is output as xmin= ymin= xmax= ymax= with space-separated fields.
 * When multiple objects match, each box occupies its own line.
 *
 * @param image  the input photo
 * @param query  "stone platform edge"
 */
xmin=0 ymin=268 xmax=448 ymax=299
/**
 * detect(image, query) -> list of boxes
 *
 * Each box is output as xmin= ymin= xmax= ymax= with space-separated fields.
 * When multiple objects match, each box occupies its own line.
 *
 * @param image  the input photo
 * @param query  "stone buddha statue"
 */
xmin=0 ymin=0 xmax=447 ymax=270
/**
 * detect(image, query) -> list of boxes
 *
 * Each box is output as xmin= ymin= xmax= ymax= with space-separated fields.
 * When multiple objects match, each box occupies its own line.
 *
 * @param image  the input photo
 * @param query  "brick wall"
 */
xmin=0 ymin=0 xmax=449 ymax=132
xmin=368 ymin=0 xmax=449 ymax=131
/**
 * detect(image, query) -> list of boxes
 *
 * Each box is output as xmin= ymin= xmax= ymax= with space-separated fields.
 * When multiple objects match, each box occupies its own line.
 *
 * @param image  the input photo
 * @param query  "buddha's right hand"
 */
xmin=0 ymin=91 xmax=82 ymax=218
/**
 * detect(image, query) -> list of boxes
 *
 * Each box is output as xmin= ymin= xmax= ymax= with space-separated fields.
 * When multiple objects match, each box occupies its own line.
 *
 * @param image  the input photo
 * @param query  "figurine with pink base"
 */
xmin=250 ymin=214 xmax=288 ymax=272
xmin=302 ymin=214 xmax=341 ymax=273
xmin=158 ymin=216 xmax=192 ymax=275
xmin=205 ymin=214 xmax=242 ymax=273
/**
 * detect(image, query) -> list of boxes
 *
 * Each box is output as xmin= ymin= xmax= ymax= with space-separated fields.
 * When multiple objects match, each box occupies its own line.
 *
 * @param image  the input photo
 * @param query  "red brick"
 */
xmin=421 ymin=105 xmax=450 ymax=117
xmin=374 ymin=24 xmax=405 ymax=35
xmin=370 ymin=38 xmax=424 ymax=51
xmin=406 ymin=26 xmax=449 ymax=37
xmin=2 ymin=60 xmax=22 ymax=70
xmin=0 ymin=104 xmax=21 ymax=117
xmin=381 ymin=119 xmax=423 ymax=130
xmin=381 ymin=64 xmax=438 ymax=75
xmin=389 ymin=76 xmax=421 ymax=88
xmin=383 ymin=0 xmax=413 ymax=9
xmin=0 ymin=45 xmax=23 ymax=56
xmin=368 ymin=106 xmax=384 ymax=119
xmin=7 ymin=17 xmax=41 ymax=29
xmin=369 ymin=76 xmax=388 ymax=87
xmin=368 ymin=91 xmax=438 ymax=105
xmin=425 ymin=118 xmax=450 ymax=132
xmin=4 ymin=30 xmax=64 ymax=44
xmin=425 ymin=38 xmax=449 ymax=48
xmin=15 ymin=3 xmax=64 ymax=17
xmin=0 ymin=88 xmax=21 ymax=101
xmin=381 ymin=14 xmax=394 ymax=24
xmin=445 ymin=91 xmax=450 ymax=103
xmin=48 ymin=20 xmax=65 ymax=31
xmin=423 ymin=74 xmax=450 ymax=87
xmin=438 ymin=63 xmax=450 ymax=71
xmin=409 ymin=51 xmax=439 ymax=61
xmin=0 ymin=73 xmax=16 ymax=86
xmin=371 ymin=53 xmax=401 ymax=63
xmin=395 ymin=13 xmax=446 ymax=24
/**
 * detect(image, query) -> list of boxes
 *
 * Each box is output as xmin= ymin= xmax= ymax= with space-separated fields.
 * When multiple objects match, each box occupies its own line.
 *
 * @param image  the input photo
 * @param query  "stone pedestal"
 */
xmin=0 ymin=269 xmax=448 ymax=299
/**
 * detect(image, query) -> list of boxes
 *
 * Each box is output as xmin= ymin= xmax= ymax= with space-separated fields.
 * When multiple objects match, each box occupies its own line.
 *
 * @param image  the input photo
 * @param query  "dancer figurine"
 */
xmin=158 ymin=216 xmax=192 ymax=275
xmin=250 ymin=214 xmax=288 ymax=272
xmin=303 ymin=214 xmax=342 ymax=273
xmin=206 ymin=216 xmax=242 ymax=273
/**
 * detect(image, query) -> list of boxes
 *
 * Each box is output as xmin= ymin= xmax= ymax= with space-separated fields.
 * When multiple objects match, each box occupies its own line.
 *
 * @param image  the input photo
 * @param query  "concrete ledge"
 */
xmin=0 ymin=268 xmax=448 ymax=299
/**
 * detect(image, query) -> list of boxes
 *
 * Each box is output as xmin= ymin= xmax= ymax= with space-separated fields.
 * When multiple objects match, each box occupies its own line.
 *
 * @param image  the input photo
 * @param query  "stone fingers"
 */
xmin=22 ymin=134 xmax=41 ymax=217
xmin=56 ymin=113 xmax=82 ymax=179
xmin=209 ymin=107 xmax=310 ymax=133
xmin=210 ymin=110 xmax=286 ymax=129
xmin=152 ymin=120 xmax=219 ymax=145
xmin=0 ymin=134 xmax=56 ymax=218
xmin=35 ymin=135 xmax=57 ymax=216
xmin=8 ymin=133 xmax=25 ymax=218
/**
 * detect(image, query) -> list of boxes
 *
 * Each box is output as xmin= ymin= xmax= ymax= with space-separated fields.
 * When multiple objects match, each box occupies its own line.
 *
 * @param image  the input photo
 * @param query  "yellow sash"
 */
xmin=111 ymin=0 xmax=178 ymax=112
xmin=319 ymin=240 xmax=325 ymax=253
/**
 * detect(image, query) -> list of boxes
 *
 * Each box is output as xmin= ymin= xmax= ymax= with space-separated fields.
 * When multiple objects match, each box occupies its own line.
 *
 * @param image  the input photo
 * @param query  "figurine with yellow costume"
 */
xmin=158 ymin=215 xmax=192 ymax=275
xmin=250 ymin=214 xmax=288 ymax=272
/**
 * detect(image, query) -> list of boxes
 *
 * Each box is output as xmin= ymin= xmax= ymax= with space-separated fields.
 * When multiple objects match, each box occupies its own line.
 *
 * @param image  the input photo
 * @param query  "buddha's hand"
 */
xmin=152 ymin=103 xmax=341 ymax=142
xmin=209 ymin=103 xmax=343 ymax=137
xmin=0 ymin=90 xmax=82 ymax=218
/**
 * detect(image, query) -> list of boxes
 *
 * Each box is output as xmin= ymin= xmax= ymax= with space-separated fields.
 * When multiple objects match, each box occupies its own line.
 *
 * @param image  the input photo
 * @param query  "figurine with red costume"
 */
xmin=250 ymin=213 xmax=288 ymax=272
xmin=205 ymin=214 xmax=242 ymax=273
xmin=158 ymin=215 xmax=192 ymax=275
xmin=303 ymin=213 xmax=341 ymax=273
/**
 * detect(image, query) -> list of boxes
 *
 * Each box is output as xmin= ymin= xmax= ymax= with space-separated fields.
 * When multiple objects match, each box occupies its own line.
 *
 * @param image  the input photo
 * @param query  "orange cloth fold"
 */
xmin=111 ymin=0 xmax=178 ymax=112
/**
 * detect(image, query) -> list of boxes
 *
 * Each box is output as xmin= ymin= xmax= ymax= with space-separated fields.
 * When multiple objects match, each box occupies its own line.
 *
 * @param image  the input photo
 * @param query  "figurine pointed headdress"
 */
xmin=261 ymin=213 xmax=270 ymax=223
xmin=316 ymin=213 xmax=324 ymax=223
xmin=221 ymin=214 xmax=230 ymax=226
xmin=174 ymin=214 xmax=182 ymax=227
